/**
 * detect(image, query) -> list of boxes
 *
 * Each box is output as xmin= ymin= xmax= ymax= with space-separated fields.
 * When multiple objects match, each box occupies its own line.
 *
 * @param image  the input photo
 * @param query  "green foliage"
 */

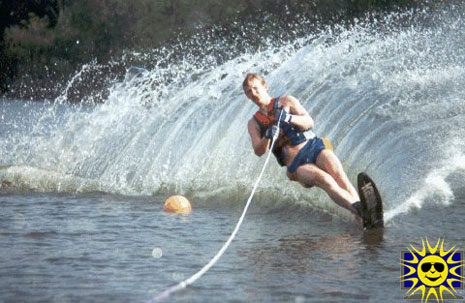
xmin=1 ymin=0 xmax=421 ymax=98
xmin=5 ymin=13 xmax=54 ymax=60
xmin=4 ymin=13 xmax=55 ymax=76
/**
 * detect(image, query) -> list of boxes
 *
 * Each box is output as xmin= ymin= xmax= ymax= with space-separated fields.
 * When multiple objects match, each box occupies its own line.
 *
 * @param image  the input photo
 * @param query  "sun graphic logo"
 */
xmin=401 ymin=238 xmax=464 ymax=302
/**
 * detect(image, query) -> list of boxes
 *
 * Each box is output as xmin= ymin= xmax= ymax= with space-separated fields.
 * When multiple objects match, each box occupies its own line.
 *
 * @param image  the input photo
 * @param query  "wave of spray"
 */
xmin=385 ymin=142 xmax=465 ymax=222
xmin=1 ymin=3 xmax=465 ymax=221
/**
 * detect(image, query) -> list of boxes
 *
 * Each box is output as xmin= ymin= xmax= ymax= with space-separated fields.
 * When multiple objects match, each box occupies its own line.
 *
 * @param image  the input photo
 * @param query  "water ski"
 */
xmin=357 ymin=172 xmax=384 ymax=230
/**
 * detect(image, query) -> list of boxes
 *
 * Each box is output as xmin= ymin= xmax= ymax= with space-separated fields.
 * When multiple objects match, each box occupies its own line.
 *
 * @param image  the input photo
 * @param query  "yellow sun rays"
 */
xmin=401 ymin=238 xmax=464 ymax=303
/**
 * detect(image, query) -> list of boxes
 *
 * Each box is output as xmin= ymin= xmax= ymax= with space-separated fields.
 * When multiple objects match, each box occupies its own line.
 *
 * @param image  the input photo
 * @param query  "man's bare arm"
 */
xmin=280 ymin=95 xmax=314 ymax=130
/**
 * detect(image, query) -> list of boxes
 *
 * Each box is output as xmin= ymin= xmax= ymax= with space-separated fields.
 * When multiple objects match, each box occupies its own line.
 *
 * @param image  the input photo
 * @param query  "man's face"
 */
xmin=244 ymin=78 xmax=268 ymax=106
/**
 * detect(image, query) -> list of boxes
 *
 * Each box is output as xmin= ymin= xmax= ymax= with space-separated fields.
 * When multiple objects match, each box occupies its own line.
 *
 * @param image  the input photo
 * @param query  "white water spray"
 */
xmin=1 ymin=5 xmax=465 ymax=220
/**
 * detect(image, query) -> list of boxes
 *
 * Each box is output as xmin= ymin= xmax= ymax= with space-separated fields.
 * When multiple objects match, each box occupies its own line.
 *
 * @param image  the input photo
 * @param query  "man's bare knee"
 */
xmin=299 ymin=181 xmax=314 ymax=188
xmin=286 ymin=171 xmax=298 ymax=181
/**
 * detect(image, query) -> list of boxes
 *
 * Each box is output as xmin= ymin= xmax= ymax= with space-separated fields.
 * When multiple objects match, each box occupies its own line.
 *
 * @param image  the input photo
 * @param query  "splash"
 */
xmin=385 ymin=151 xmax=465 ymax=222
xmin=1 ymin=4 xmax=465 ymax=220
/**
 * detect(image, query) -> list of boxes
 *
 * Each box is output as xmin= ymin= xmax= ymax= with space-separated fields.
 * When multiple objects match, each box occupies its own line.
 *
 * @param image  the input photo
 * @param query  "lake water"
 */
xmin=1 ymin=190 xmax=464 ymax=302
xmin=2 ymin=3 xmax=465 ymax=302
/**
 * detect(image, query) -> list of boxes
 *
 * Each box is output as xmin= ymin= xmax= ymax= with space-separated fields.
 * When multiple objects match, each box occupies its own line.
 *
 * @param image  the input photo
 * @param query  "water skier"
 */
xmin=243 ymin=73 xmax=366 ymax=225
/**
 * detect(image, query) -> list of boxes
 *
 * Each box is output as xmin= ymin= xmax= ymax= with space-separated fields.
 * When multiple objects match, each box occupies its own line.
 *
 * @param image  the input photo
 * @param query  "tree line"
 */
xmin=1 ymin=0 xmax=417 ymax=100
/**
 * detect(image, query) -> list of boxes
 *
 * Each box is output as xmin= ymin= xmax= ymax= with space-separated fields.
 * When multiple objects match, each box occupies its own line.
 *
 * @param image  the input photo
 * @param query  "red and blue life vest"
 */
xmin=253 ymin=97 xmax=309 ymax=165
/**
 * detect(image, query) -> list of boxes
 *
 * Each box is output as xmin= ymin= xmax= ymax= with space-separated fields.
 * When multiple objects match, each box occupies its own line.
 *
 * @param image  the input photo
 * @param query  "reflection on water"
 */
xmin=1 ymin=190 xmax=464 ymax=302
xmin=241 ymin=233 xmax=363 ymax=276
xmin=361 ymin=228 xmax=384 ymax=247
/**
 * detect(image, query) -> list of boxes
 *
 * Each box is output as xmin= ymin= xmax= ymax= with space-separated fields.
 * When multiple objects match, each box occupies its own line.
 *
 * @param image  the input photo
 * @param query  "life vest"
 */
xmin=253 ymin=97 xmax=309 ymax=146
xmin=252 ymin=97 xmax=312 ymax=166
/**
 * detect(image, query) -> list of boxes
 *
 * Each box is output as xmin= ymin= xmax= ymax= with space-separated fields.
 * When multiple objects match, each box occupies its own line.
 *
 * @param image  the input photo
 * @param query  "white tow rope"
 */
xmin=151 ymin=111 xmax=284 ymax=302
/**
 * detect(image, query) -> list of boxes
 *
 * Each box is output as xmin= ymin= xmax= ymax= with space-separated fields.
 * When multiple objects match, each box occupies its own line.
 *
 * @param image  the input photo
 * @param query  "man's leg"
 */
xmin=293 ymin=163 xmax=361 ymax=218
xmin=315 ymin=149 xmax=359 ymax=201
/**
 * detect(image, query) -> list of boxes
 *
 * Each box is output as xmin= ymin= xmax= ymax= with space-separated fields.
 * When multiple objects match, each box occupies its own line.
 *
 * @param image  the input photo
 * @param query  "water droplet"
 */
xmin=152 ymin=247 xmax=163 ymax=258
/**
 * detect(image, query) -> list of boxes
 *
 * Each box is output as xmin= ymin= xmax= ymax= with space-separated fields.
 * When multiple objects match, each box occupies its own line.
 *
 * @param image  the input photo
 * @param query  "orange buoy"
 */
xmin=163 ymin=195 xmax=192 ymax=214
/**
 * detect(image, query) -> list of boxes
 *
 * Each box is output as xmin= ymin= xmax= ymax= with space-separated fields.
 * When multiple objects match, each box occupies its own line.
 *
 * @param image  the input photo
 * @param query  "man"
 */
xmin=243 ymin=73 xmax=366 ymax=225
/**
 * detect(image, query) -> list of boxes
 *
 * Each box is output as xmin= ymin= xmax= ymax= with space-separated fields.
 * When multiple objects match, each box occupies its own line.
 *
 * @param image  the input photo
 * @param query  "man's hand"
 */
xmin=274 ymin=107 xmax=292 ymax=124
xmin=264 ymin=125 xmax=278 ymax=139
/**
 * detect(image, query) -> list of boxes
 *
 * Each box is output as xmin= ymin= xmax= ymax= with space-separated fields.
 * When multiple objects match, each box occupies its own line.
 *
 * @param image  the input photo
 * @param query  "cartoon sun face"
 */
xmin=418 ymin=255 xmax=448 ymax=287
xmin=401 ymin=238 xmax=464 ymax=302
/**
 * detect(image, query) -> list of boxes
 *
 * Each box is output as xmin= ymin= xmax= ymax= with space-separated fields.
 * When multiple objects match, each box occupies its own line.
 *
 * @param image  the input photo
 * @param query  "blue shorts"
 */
xmin=287 ymin=137 xmax=329 ymax=173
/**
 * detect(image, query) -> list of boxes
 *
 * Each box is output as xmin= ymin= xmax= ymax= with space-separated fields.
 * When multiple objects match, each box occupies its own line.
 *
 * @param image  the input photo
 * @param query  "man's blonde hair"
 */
xmin=242 ymin=73 xmax=267 ymax=92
